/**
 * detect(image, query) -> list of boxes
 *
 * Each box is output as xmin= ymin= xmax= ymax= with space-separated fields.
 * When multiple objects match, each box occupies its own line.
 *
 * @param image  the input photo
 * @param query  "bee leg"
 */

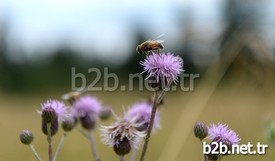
xmin=157 ymin=49 xmax=160 ymax=54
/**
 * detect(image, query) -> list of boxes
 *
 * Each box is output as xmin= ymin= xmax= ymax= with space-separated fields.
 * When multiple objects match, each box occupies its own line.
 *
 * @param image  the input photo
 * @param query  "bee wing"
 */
xmin=61 ymin=88 xmax=88 ymax=100
xmin=155 ymin=40 xmax=164 ymax=43
xmin=154 ymin=34 xmax=165 ymax=40
xmin=61 ymin=93 xmax=70 ymax=100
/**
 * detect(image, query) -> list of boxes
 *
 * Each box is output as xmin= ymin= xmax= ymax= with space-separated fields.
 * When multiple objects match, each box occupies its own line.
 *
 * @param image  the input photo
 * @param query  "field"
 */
xmin=1 ymin=78 xmax=274 ymax=161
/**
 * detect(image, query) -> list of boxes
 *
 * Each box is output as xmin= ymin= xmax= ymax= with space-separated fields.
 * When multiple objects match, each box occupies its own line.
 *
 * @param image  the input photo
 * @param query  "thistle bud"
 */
xmin=19 ymin=130 xmax=34 ymax=145
xmin=62 ymin=117 xmax=76 ymax=132
xmin=194 ymin=122 xmax=208 ymax=140
xmin=80 ymin=114 xmax=96 ymax=130
xmin=42 ymin=119 xmax=59 ymax=136
xmin=99 ymin=107 xmax=112 ymax=120
xmin=113 ymin=138 xmax=131 ymax=156
xmin=42 ymin=107 xmax=57 ymax=124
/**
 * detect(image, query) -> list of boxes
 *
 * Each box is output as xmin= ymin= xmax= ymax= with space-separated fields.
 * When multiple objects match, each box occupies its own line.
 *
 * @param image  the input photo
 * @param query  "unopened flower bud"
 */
xmin=19 ymin=130 xmax=34 ymax=145
xmin=62 ymin=117 xmax=76 ymax=132
xmin=194 ymin=122 xmax=208 ymax=140
xmin=80 ymin=114 xmax=96 ymax=130
xmin=42 ymin=107 xmax=57 ymax=123
xmin=99 ymin=107 xmax=112 ymax=120
xmin=113 ymin=138 xmax=131 ymax=156
xmin=42 ymin=119 xmax=59 ymax=136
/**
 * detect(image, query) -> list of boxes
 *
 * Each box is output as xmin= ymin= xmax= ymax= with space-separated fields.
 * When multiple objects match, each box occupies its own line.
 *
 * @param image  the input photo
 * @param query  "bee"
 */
xmin=136 ymin=35 xmax=164 ymax=55
xmin=62 ymin=88 xmax=87 ymax=104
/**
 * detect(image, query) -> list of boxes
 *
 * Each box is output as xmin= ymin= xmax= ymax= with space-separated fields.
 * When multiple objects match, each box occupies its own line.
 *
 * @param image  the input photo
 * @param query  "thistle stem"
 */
xmin=46 ymin=123 xmax=53 ymax=161
xmin=76 ymin=126 xmax=89 ymax=139
xmin=130 ymin=148 xmax=138 ymax=161
xmin=53 ymin=133 xmax=67 ymax=161
xmin=139 ymin=91 xmax=159 ymax=161
xmin=157 ymin=81 xmax=172 ymax=103
xmin=29 ymin=144 xmax=42 ymax=161
xmin=119 ymin=155 xmax=124 ymax=161
xmin=200 ymin=140 xmax=207 ymax=161
xmin=88 ymin=130 xmax=101 ymax=161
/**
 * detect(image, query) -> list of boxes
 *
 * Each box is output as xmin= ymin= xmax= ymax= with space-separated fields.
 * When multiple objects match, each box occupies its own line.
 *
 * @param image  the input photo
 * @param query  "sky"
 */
xmin=0 ymin=0 xmax=274 ymax=65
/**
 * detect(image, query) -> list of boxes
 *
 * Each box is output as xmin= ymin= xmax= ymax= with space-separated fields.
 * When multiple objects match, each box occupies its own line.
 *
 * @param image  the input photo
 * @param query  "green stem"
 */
xmin=47 ymin=123 xmax=53 ymax=161
xmin=130 ymin=148 xmax=138 ymax=161
xmin=157 ymin=83 xmax=171 ymax=103
xmin=88 ymin=130 xmax=101 ymax=161
xmin=119 ymin=155 xmax=124 ymax=161
xmin=199 ymin=140 xmax=207 ymax=161
xmin=29 ymin=144 xmax=42 ymax=161
xmin=139 ymin=91 xmax=159 ymax=161
xmin=76 ymin=126 xmax=89 ymax=139
xmin=53 ymin=133 xmax=67 ymax=161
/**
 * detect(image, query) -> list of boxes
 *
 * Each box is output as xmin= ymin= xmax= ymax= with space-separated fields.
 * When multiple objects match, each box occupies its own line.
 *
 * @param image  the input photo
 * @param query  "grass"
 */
xmin=0 ymin=80 xmax=274 ymax=161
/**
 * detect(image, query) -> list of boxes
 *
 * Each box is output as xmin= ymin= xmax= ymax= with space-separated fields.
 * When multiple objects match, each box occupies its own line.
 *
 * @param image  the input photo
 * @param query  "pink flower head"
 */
xmin=140 ymin=52 xmax=183 ymax=86
xmin=38 ymin=99 xmax=67 ymax=122
xmin=72 ymin=96 xmax=102 ymax=117
xmin=125 ymin=102 xmax=160 ymax=132
xmin=208 ymin=123 xmax=240 ymax=145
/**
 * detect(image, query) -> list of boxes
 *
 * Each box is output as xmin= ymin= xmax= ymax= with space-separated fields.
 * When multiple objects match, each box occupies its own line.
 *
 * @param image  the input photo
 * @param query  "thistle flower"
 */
xmin=205 ymin=123 xmax=240 ymax=160
xmin=72 ymin=96 xmax=102 ymax=130
xmin=125 ymin=102 xmax=160 ymax=132
xmin=140 ymin=52 xmax=183 ymax=89
xmin=38 ymin=99 xmax=67 ymax=122
xmin=100 ymin=117 xmax=145 ymax=156
xmin=208 ymin=123 xmax=240 ymax=145
xmin=72 ymin=96 xmax=102 ymax=117
xmin=38 ymin=99 xmax=67 ymax=136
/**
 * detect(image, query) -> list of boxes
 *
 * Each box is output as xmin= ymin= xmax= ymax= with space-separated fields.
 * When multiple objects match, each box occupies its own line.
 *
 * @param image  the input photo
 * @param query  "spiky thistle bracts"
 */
xmin=100 ymin=117 xmax=145 ymax=151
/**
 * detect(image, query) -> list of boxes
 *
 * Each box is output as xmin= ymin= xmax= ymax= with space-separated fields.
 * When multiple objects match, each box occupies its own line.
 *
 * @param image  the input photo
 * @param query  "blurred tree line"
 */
xmin=0 ymin=0 xmax=274 ymax=93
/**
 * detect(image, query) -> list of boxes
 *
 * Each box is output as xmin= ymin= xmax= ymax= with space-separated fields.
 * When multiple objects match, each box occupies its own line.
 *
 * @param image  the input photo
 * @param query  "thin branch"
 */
xmin=29 ymin=144 xmax=42 ymax=161
xmin=139 ymin=91 xmax=158 ymax=161
xmin=53 ymin=133 xmax=67 ymax=161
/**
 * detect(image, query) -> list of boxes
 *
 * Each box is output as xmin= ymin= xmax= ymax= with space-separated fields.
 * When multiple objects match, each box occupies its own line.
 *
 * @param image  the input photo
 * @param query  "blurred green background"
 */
xmin=1 ymin=0 xmax=275 ymax=161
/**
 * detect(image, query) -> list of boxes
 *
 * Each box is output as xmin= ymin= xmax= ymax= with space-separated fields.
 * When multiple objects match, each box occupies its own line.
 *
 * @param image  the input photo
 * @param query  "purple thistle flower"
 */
xmin=38 ymin=99 xmax=67 ymax=122
xmin=38 ymin=99 xmax=67 ymax=136
xmin=72 ymin=96 xmax=102 ymax=130
xmin=208 ymin=123 xmax=240 ymax=145
xmin=72 ymin=96 xmax=102 ymax=117
xmin=140 ymin=52 xmax=183 ymax=88
xmin=125 ymin=102 xmax=160 ymax=132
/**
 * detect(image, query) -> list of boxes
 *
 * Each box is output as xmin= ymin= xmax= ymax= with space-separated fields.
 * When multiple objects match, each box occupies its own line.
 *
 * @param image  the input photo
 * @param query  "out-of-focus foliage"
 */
xmin=0 ymin=0 xmax=274 ymax=92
